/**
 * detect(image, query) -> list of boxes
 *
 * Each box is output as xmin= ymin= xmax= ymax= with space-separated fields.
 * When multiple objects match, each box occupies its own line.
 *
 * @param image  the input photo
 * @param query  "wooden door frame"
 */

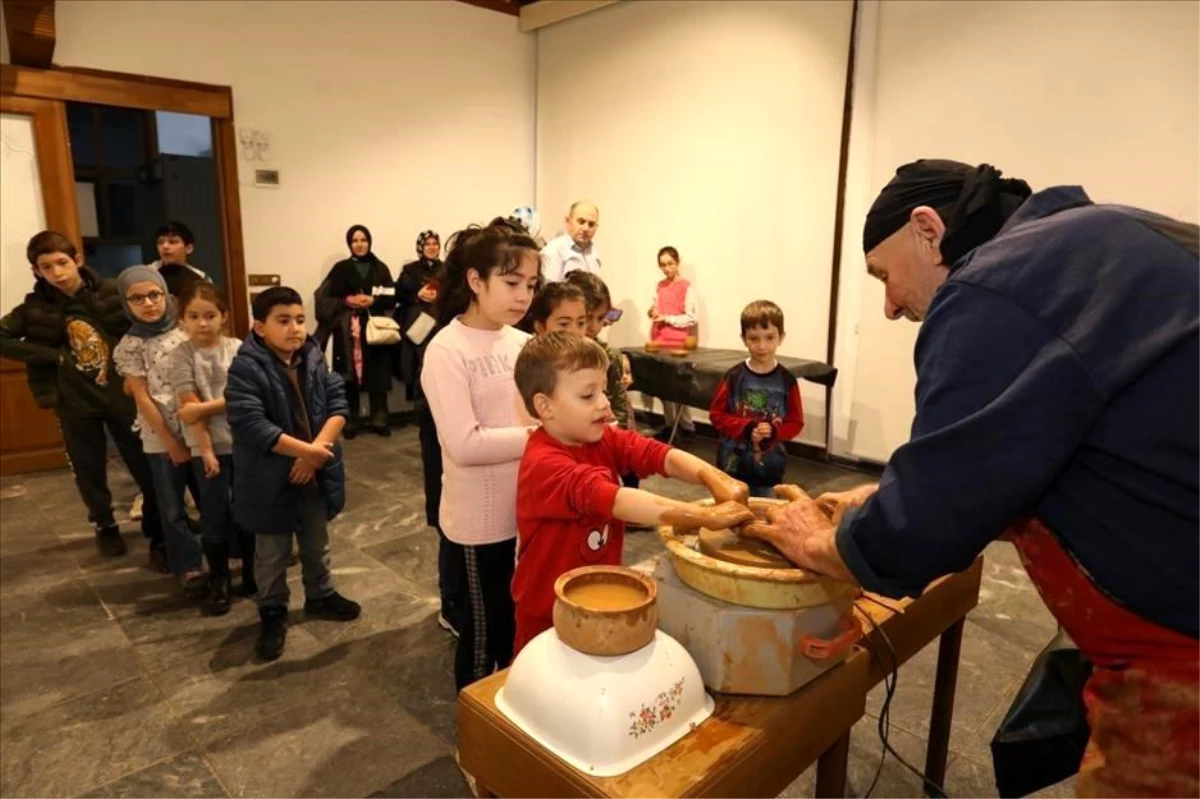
xmin=1 ymin=63 xmax=250 ymax=335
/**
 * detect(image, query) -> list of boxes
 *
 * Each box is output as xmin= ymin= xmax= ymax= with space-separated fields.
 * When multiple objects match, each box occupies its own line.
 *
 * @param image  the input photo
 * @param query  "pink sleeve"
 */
xmin=421 ymin=341 xmax=532 ymax=467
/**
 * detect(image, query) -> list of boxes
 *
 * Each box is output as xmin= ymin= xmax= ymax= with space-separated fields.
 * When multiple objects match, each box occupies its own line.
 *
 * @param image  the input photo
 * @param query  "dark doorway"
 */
xmin=66 ymin=102 xmax=226 ymax=286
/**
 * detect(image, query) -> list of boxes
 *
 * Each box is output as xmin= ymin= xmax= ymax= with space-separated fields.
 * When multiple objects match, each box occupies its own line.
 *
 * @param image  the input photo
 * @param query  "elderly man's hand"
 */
xmin=815 ymin=483 xmax=879 ymax=525
xmin=739 ymin=485 xmax=856 ymax=582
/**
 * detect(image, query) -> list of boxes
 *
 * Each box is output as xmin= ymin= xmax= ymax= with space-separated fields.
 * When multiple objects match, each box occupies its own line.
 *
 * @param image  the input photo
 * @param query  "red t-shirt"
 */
xmin=511 ymin=426 xmax=671 ymax=656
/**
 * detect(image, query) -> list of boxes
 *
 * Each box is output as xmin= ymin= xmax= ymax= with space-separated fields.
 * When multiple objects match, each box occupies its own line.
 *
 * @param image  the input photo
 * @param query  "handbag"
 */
xmin=365 ymin=315 xmax=402 ymax=346
xmin=405 ymin=311 xmax=437 ymax=346
xmin=990 ymin=629 xmax=1093 ymax=797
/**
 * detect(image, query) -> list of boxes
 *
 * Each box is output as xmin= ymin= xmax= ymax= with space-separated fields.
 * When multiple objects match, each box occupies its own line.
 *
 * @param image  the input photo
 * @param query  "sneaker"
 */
xmin=372 ymin=423 xmax=392 ymax=438
xmin=437 ymin=613 xmax=460 ymax=639
xmin=256 ymin=606 xmax=288 ymax=661
xmin=130 ymin=493 xmax=144 ymax=521
xmin=304 ymin=592 xmax=361 ymax=622
xmin=94 ymin=524 xmax=127 ymax=557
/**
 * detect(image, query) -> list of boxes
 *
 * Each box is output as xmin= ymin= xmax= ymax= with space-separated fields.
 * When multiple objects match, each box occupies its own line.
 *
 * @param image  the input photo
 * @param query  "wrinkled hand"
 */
xmin=698 ymin=468 xmax=750 ymax=506
xmin=289 ymin=459 xmax=316 ymax=485
xmin=734 ymin=486 xmax=856 ymax=582
xmin=166 ymin=437 xmax=191 ymax=466
xmin=201 ymin=450 xmax=221 ymax=478
xmin=177 ymin=403 xmax=203 ymax=425
xmin=815 ymin=482 xmax=879 ymax=525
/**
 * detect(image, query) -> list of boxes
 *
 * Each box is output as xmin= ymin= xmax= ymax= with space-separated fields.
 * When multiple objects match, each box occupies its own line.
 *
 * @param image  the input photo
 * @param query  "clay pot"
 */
xmin=683 ymin=335 xmax=698 ymax=350
xmin=553 ymin=566 xmax=658 ymax=656
xmin=644 ymin=341 xmax=662 ymax=353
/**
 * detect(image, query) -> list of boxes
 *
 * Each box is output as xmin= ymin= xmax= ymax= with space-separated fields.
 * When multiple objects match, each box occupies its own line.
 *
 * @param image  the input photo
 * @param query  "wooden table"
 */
xmin=458 ymin=558 xmax=983 ymax=798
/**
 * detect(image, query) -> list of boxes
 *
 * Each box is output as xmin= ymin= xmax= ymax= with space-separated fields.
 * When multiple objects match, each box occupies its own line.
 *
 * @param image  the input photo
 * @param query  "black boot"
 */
xmin=343 ymin=418 xmax=360 ymax=440
xmin=94 ymin=523 xmax=127 ymax=557
xmin=203 ymin=542 xmax=233 ymax=617
xmin=305 ymin=591 xmax=362 ymax=621
xmin=256 ymin=606 xmax=288 ymax=661
xmin=238 ymin=531 xmax=258 ymax=597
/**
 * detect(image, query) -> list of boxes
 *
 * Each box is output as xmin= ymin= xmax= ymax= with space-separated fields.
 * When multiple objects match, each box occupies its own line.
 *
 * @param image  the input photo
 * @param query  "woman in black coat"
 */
xmin=314 ymin=224 xmax=396 ymax=438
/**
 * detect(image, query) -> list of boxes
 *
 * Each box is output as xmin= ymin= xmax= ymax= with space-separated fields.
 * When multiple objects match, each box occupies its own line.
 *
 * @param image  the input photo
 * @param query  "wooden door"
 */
xmin=0 ymin=94 xmax=78 ymax=475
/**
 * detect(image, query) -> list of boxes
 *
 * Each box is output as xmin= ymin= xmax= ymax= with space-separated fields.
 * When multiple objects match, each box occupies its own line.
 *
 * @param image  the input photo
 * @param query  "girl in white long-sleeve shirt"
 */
xmin=421 ymin=218 xmax=540 ymax=691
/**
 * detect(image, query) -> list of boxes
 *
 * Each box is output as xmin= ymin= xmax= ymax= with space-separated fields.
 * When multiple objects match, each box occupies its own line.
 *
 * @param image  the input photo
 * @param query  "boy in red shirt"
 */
xmin=511 ymin=332 xmax=755 ymax=656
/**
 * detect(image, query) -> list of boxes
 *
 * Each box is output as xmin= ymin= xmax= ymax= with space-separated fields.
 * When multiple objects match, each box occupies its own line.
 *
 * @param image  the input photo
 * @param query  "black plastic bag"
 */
xmin=990 ymin=629 xmax=1093 ymax=798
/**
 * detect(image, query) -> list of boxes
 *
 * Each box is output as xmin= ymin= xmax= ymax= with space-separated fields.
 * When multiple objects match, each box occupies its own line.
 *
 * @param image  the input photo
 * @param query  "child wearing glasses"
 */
xmin=114 ymin=266 xmax=207 ymax=594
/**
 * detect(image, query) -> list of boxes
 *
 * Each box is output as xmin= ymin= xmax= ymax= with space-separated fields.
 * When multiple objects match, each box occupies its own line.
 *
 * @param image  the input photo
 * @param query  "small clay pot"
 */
xmin=644 ymin=341 xmax=662 ymax=353
xmin=553 ymin=566 xmax=658 ymax=656
xmin=683 ymin=335 xmax=698 ymax=350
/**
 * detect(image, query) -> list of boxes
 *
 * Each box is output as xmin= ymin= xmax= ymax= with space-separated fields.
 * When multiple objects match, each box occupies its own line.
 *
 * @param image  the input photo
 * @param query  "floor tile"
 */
xmin=204 ymin=682 xmax=447 ymax=798
xmin=368 ymin=755 xmax=471 ymax=798
xmin=81 ymin=749 xmax=228 ymax=798
xmin=362 ymin=530 xmax=443 ymax=595
xmin=0 ymin=676 xmax=193 ymax=798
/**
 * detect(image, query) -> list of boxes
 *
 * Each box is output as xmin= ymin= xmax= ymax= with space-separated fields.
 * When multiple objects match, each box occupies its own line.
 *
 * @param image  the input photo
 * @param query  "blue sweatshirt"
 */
xmin=837 ymin=187 xmax=1199 ymax=638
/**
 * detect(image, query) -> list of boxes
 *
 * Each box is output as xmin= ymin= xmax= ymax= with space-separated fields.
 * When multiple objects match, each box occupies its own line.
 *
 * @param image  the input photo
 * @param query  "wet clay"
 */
xmin=565 ymin=581 xmax=648 ymax=610
xmin=698 ymin=528 xmax=794 ymax=569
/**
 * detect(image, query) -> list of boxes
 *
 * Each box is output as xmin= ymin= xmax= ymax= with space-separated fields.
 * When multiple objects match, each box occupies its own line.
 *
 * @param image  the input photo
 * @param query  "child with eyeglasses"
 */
xmin=113 ymin=266 xmax=207 ymax=595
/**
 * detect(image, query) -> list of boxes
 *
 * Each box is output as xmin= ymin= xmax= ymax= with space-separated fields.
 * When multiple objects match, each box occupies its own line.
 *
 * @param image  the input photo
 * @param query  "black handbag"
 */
xmin=990 ymin=629 xmax=1093 ymax=797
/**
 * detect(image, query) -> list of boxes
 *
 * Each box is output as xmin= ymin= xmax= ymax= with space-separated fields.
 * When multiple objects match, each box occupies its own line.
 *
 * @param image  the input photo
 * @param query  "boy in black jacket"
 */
xmin=0 ymin=231 xmax=162 ymax=561
xmin=226 ymin=286 xmax=360 ymax=662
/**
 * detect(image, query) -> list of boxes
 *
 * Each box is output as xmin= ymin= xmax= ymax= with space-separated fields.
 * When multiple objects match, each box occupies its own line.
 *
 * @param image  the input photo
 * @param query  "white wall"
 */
xmin=50 ymin=0 xmax=536 ymax=332
xmin=831 ymin=0 xmax=1200 ymax=462
xmin=536 ymin=0 xmax=854 ymax=447
xmin=1 ymin=114 xmax=48 ymax=310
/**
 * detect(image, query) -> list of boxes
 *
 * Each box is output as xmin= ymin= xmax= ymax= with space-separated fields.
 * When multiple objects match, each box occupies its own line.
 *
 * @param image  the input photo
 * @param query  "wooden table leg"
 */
xmin=815 ymin=731 xmax=851 ymax=798
xmin=923 ymin=618 xmax=964 ymax=797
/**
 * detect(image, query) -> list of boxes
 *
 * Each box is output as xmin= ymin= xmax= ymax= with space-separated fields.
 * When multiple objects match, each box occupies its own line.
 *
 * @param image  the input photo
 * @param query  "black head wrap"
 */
xmin=345 ymin=224 xmax=376 ymax=263
xmin=862 ymin=160 xmax=1032 ymax=266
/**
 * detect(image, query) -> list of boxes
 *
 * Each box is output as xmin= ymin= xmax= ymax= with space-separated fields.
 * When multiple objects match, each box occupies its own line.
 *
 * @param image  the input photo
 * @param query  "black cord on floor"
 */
xmin=854 ymin=600 xmax=950 ymax=799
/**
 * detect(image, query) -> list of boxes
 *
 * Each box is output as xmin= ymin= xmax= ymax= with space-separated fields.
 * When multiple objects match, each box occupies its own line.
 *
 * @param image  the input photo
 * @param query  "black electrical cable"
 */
xmin=854 ymin=599 xmax=950 ymax=799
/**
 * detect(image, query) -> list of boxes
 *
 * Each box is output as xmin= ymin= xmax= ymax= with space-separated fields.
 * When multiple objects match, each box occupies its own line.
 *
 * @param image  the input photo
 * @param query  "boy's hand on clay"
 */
xmin=814 ymin=483 xmax=879 ymax=525
xmin=699 ymin=467 xmax=750 ymax=506
xmin=201 ymin=450 xmax=221 ymax=478
xmin=665 ymin=501 xmax=755 ymax=531
xmin=701 ymin=501 xmax=757 ymax=530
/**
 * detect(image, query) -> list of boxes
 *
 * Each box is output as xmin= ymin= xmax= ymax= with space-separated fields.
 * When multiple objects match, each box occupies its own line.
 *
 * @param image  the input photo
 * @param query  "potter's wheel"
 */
xmin=697 ymin=528 xmax=793 ymax=569
xmin=658 ymin=498 xmax=856 ymax=610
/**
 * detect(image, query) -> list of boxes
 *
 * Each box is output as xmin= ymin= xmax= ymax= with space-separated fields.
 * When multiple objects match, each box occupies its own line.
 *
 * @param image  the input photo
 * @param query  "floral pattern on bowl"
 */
xmin=628 ymin=678 xmax=686 ymax=738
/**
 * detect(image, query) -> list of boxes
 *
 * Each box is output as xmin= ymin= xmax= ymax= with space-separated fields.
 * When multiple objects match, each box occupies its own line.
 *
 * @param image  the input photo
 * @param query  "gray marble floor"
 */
xmin=0 ymin=426 xmax=1073 ymax=798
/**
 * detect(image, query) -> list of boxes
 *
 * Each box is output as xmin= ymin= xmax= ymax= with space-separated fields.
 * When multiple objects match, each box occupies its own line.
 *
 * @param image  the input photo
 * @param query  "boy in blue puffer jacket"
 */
xmin=226 ymin=286 xmax=360 ymax=662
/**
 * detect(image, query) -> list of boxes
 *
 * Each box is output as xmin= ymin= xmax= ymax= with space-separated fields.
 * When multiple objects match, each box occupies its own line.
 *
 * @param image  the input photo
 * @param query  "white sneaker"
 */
xmin=130 ymin=493 xmax=144 ymax=521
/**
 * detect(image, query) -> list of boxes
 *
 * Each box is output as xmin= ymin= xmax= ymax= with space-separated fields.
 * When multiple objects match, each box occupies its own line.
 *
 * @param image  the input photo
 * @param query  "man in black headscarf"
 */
xmin=747 ymin=160 xmax=1199 ymax=797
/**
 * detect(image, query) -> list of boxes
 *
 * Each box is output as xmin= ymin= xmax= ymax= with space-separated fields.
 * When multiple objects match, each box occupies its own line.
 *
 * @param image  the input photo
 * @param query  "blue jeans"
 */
xmin=193 ymin=454 xmax=234 ymax=547
xmin=750 ymin=484 xmax=778 ymax=499
xmin=147 ymin=454 xmax=203 ymax=574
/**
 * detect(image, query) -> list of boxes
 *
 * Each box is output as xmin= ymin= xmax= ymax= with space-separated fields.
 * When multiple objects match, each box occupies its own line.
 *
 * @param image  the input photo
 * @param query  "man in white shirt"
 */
xmin=540 ymin=201 xmax=601 ymax=282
